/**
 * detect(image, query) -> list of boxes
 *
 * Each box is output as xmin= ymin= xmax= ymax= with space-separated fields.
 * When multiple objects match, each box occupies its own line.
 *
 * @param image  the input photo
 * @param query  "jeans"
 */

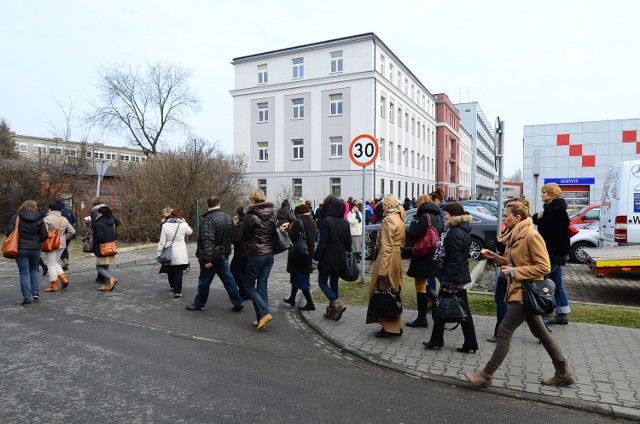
xmin=494 ymin=276 xmax=509 ymax=335
xmin=546 ymin=265 xmax=570 ymax=314
xmin=16 ymin=249 xmax=41 ymax=301
xmin=318 ymin=272 xmax=340 ymax=303
xmin=244 ymin=255 xmax=274 ymax=319
xmin=194 ymin=259 xmax=243 ymax=309
xmin=96 ymin=265 xmax=112 ymax=281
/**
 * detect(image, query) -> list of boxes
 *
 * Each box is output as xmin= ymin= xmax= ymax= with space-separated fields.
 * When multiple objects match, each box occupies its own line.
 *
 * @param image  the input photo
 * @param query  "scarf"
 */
xmin=433 ymin=227 xmax=449 ymax=268
xmin=497 ymin=217 xmax=533 ymax=265
xmin=167 ymin=217 xmax=181 ymax=223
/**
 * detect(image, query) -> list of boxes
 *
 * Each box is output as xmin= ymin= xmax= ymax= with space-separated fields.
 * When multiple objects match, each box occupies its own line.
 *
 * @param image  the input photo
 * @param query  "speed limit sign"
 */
xmin=349 ymin=134 xmax=379 ymax=167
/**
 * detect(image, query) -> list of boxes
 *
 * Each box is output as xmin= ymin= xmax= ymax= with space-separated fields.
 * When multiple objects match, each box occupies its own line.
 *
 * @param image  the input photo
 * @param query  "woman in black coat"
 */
xmin=405 ymin=195 xmax=443 ymax=328
xmin=313 ymin=196 xmax=352 ymax=321
xmin=93 ymin=206 xmax=119 ymax=292
xmin=283 ymin=203 xmax=318 ymax=310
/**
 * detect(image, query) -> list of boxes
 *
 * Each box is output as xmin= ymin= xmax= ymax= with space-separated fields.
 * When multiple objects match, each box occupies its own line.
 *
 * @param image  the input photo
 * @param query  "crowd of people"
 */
xmin=5 ymin=183 xmax=575 ymax=387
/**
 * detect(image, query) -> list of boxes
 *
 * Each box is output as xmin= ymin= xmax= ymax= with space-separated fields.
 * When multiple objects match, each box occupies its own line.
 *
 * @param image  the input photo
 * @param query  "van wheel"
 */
xmin=570 ymin=241 xmax=595 ymax=264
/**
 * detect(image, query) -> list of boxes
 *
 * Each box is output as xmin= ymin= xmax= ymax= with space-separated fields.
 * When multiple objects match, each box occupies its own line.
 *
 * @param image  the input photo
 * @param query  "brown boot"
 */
xmin=542 ymin=360 xmax=575 ymax=386
xmin=331 ymin=299 xmax=347 ymax=322
xmin=324 ymin=304 xmax=337 ymax=320
xmin=98 ymin=284 xmax=110 ymax=291
xmin=465 ymin=369 xmax=493 ymax=386
xmin=45 ymin=280 xmax=59 ymax=292
xmin=108 ymin=277 xmax=118 ymax=291
xmin=59 ymin=273 xmax=69 ymax=289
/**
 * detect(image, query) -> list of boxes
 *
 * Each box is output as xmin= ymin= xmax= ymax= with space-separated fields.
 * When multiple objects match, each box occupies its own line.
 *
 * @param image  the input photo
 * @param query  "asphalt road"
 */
xmin=0 ymin=257 xmax=630 ymax=423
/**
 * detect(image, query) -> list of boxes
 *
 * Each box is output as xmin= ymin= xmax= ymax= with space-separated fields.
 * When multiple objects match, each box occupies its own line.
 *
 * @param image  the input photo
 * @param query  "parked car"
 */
xmin=569 ymin=221 xmax=599 ymax=263
xmin=569 ymin=204 xmax=601 ymax=228
xmin=459 ymin=200 xmax=499 ymax=218
xmin=364 ymin=207 xmax=497 ymax=261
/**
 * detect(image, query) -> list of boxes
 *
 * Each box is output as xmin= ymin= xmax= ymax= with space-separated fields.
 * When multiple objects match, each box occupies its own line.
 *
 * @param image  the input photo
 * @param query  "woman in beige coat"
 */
xmin=43 ymin=201 xmax=75 ymax=292
xmin=366 ymin=195 xmax=405 ymax=338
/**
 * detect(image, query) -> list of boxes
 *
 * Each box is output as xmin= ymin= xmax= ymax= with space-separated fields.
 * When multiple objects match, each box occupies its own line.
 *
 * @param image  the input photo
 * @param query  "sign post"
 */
xmin=349 ymin=134 xmax=379 ymax=281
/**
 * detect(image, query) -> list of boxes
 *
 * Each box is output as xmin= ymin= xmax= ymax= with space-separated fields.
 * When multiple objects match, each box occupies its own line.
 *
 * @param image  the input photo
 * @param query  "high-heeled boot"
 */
xmin=406 ymin=292 xmax=429 ymax=328
xmin=283 ymin=287 xmax=298 ymax=307
xmin=298 ymin=288 xmax=315 ymax=311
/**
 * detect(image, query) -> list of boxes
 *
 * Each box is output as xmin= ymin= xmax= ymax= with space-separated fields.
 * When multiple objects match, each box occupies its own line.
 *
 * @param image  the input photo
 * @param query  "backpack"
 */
xmin=412 ymin=213 xmax=440 ymax=257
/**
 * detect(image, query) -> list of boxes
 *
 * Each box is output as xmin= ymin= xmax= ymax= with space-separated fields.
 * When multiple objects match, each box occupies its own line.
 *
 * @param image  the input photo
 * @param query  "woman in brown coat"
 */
xmin=465 ymin=200 xmax=575 ymax=387
xmin=366 ymin=195 xmax=406 ymax=338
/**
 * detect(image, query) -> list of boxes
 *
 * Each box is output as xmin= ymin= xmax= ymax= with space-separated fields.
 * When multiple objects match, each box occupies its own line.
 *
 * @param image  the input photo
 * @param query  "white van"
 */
xmin=599 ymin=160 xmax=640 ymax=247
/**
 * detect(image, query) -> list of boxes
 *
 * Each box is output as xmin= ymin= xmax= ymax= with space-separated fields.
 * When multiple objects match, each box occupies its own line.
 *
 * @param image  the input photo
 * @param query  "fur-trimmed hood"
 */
xmin=445 ymin=213 xmax=472 ymax=229
xmin=246 ymin=201 xmax=275 ymax=221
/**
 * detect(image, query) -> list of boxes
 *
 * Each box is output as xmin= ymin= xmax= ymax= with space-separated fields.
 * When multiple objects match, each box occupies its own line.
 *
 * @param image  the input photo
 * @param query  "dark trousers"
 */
xmin=230 ymin=256 xmax=249 ymax=299
xmin=61 ymin=238 xmax=72 ymax=261
xmin=167 ymin=264 xmax=187 ymax=294
xmin=428 ymin=289 xmax=478 ymax=349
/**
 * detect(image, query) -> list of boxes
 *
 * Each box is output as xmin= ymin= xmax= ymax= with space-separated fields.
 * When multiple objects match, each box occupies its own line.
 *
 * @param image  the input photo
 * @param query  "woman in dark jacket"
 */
xmin=313 ymin=196 xmax=352 ymax=321
xmin=405 ymin=194 xmax=443 ymax=328
xmin=230 ymin=206 xmax=250 ymax=300
xmin=283 ymin=203 xmax=318 ymax=311
xmin=6 ymin=200 xmax=48 ymax=306
xmin=423 ymin=202 xmax=479 ymax=353
xmin=276 ymin=200 xmax=294 ymax=226
xmin=93 ymin=206 xmax=119 ymax=292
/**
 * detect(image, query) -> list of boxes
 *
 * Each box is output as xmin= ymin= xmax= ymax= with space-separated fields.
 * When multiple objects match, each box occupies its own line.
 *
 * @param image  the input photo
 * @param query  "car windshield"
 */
xmin=568 ymin=206 xmax=587 ymax=219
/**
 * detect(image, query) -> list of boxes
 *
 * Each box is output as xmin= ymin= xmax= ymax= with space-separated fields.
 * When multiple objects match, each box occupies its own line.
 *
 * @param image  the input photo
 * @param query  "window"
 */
xmin=404 ymin=78 xmax=408 ymax=95
xmin=411 ymin=84 xmax=415 ymax=100
xmin=417 ymin=121 xmax=421 ymax=138
xmin=33 ymin=144 xmax=46 ymax=154
xmin=404 ymin=113 xmax=409 ymax=131
xmin=106 ymin=152 xmax=117 ymax=160
xmin=49 ymin=146 xmax=62 ymax=155
xmin=389 ymin=102 xmax=394 ymax=123
xmin=381 ymin=179 xmax=385 ymax=195
xmin=411 ymin=150 xmax=415 ymax=168
xmin=258 ymin=64 xmax=268 ymax=84
xmin=380 ymin=55 xmax=385 ymax=74
xmin=389 ymin=142 xmax=394 ymax=162
xmin=398 ymin=181 xmax=401 ymax=197
xmin=423 ymin=124 xmax=426 ymax=141
xmin=330 ymin=178 xmax=341 ymax=197
xmin=330 ymin=136 xmax=343 ymax=158
xmin=404 ymin=149 xmax=408 ymax=166
xmin=379 ymin=138 xmax=385 ymax=160
xmin=292 ymin=57 xmax=304 ymax=79
xmin=397 ymin=145 xmax=401 ymax=164
xmin=15 ymin=142 xmax=28 ymax=152
xmin=292 ymin=98 xmax=304 ymax=119
xmin=86 ymin=151 xmax=92 ymax=159
xmin=397 ymin=71 xmax=401 ymax=88
xmin=411 ymin=117 xmax=415 ymax=135
xmin=390 ymin=179 xmax=393 ymax=194
xmin=65 ymin=148 xmax=76 ymax=157
xmin=119 ymin=154 xmax=130 ymax=161
xmin=258 ymin=141 xmax=269 ymax=161
xmin=94 ymin=151 xmax=105 ymax=159
xmin=380 ymin=96 xmax=386 ymax=118
xmin=330 ymin=94 xmax=343 ymax=116
xmin=258 ymin=179 xmax=267 ymax=196
xmin=258 ymin=102 xmax=268 ymax=123
xmin=389 ymin=64 xmax=394 ymax=82
xmin=292 ymin=139 xmax=304 ymax=159
xmin=292 ymin=178 xmax=302 ymax=198
xmin=330 ymin=51 xmax=343 ymax=73
xmin=397 ymin=108 xmax=402 ymax=128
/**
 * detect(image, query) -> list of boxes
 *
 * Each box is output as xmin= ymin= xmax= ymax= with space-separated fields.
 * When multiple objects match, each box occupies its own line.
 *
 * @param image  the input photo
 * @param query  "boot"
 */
xmin=550 ymin=313 xmax=569 ymax=325
xmin=331 ymin=299 xmax=347 ymax=322
xmin=45 ymin=280 xmax=59 ymax=292
xmin=59 ymin=273 xmax=69 ymax=289
xmin=542 ymin=360 xmax=575 ymax=386
xmin=98 ymin=284 xmax=110 ymax=291
xmin=61 ymin=258 xmax=70 ymax=270
xmin=298 ymin=288 xmax=315 ymax=311
xmin=406 ymin=292 xmax=429 ymax=328
xmin=324 ymin=304 xmax=336 ymax=320
xmin=108 ymin=277 xmax=118 ymax=291
xmin=465 ymin=368 xmax=493 ymax=386
xmin=283 ymin=287 xmax=298 ymax=307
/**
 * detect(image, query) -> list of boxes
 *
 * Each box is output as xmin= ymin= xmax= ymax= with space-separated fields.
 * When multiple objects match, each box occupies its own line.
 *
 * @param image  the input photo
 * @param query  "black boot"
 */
xmin=40 ymin=258 xmax=48 ymax=277
xmin=406 ymin=292 xmax=429 ymax=328
xmin=298 ymin=288 xmax=315 ymax=311
xmin=283 ymin=287 xmax=298 ymax=307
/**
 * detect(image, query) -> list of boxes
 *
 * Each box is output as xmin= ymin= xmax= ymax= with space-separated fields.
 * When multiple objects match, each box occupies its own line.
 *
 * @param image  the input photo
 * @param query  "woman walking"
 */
xmin=231 ymin=206 xmax=250 ymax=300
xmin=6 ymin=200 xmax=48 ymax=306
xmin=157 ymin=208 xmax=192 ymax=298
xmin=282 ymin=203 xmax=318 ymax=310
xmin=366 ymin=195 xmax=406 ymax=338
xmin=93 ymin=206 xmax=119 ymax=291
xmin=466 ymin=200 xmax=575 ymax=386
xmin=313 ymin=196 xmax=352 ymax=321
xmin=405 ymin=194 xmax=442 ymax=328
xmin=43 ymin=201 xmax=75 ymax=292
xmin=423 ymin=202 xmax=478 ymax=352
xmin=346 ymin=202 xmax=363 ymax=262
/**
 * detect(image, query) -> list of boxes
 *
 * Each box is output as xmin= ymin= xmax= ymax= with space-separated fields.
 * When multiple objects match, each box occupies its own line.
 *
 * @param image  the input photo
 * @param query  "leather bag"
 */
xmin=2 ymin=216 xmax=19 ymax=259
xmin=158 ymin=223 xmax=180 ymax=264
xmin=340 ymin=252 xmax=359 ymax=282
xmin=98 ymin=223 xmax=117 ymax=256
xmin=289 ymin=219 xmax=309 ymax=258
xmin=273 ymin=225 xmax=293 ymax=254
xmin=42 ymin=217 xmax=63 ymax=252
xmin=412 ymin=213 xmax=440 ymax=257
xmin=368 ymin=276 xmax=403 ymax=319
xmin=522 ymin=278 xmax=556 ymax=315
xmin=432 ymin=288 xmax=468 ymax=326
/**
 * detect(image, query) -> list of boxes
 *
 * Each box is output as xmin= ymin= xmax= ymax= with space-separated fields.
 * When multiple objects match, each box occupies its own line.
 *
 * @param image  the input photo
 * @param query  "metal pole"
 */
xmin=495 ymin=120 xmax=505 ymax=281
xmin=361 ymin=165 xmax=366 ymax=282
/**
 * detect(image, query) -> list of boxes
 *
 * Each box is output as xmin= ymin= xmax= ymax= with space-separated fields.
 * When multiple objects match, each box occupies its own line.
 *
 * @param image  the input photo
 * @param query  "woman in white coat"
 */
xmin=347 ymin=202 xmax=363 ymax=262
xmin=43 ymin=201 xmax=75 ymax=292
xmin=157 ymin=208 xmax=193 ymax=298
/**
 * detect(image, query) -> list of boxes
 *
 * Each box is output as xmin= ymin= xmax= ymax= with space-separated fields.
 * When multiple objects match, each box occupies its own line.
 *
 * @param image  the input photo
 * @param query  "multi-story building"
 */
xmin=454 ymin=102 xmax=497 ymax=198
xmin=459 ymin=126 xmax=473 ymax=199
xmin=523 ymin=118 xmax=640 ymax=213
xmin=231 ymin=33 xmax=438 ymax=203
xmin=434 ymin=93 xmax=460 ymax=199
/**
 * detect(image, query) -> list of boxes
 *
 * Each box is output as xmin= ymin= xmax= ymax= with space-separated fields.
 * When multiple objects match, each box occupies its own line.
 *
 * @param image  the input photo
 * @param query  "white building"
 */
xmin=454 ymin=102 xmax=497 ymax=198
xmin=459 ymin=125 xmax=473 ymax=199
xmin=231 ymin=33 xmax=438 ymax=203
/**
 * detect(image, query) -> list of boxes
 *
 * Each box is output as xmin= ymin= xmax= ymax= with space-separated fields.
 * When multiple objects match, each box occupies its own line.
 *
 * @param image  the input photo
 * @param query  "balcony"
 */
xmin=449 ymin=152 xmax=456 ymax=162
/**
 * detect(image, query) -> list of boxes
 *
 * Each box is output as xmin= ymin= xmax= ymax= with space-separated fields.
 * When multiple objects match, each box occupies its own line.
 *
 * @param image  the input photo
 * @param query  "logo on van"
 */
xmin=632 ymin=165 xmax=640 ymax=178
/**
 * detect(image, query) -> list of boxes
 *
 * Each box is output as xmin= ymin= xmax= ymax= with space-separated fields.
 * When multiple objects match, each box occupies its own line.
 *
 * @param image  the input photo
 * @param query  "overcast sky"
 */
xmin=2 ymin=0 xmax=638 ymax=177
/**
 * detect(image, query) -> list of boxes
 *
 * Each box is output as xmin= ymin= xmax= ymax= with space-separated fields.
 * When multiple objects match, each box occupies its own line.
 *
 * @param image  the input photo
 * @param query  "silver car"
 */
xmin=569 ymin=221 xmax=599 ymax=263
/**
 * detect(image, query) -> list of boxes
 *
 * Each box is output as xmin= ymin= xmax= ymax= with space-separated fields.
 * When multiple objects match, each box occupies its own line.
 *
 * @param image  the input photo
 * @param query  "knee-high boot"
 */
xmin=298 ymin=288 xmax=315 ymax=311
xmin=406 ymin=292 xmax=429 ymax=328
xmin=283 ymin=287 xmax=298 ymax=307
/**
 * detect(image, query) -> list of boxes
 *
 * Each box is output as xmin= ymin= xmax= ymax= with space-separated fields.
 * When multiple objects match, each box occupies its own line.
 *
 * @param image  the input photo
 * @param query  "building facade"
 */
xmin=434 ymin=93 xmax=460 ymax=199
xmin=523 ymin=118 xmax=640 ymax=213
xmin=231 ymin=33 xmax=439 ymax=203
xmin=459 ymin=126 xmax=473 ymax=199
xmin=454 ymin=102 xmax=497 ymax=198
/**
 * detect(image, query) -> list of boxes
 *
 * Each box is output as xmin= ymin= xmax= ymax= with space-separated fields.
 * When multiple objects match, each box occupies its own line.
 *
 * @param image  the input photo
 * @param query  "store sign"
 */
xmin=543 ymin=178 xmax=595 ymax=185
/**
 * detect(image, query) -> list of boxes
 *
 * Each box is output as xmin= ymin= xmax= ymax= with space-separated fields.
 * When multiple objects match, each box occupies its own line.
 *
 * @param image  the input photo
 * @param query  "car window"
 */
xmin=569 ymin=207 xmax=587 ymax=219
xmin=405 ymin=210 xmax=416 ymax=224
xmin=585 ymin=208 xmax=599 ymax=220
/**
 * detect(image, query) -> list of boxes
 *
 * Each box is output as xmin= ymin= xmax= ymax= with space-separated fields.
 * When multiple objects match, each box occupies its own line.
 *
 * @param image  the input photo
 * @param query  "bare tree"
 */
xmin=88 ymin=61 xmax=201 ymax=157
xmin=507 ymin=168 xmax=523 ymax=182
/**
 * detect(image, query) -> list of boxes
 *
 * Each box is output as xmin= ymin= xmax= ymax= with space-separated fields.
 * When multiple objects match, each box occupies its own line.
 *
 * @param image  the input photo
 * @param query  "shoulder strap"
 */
xmin=296 ymin=219 xmax=306 ymax=236
xmin=169 ymin=222 xmax=180 ymax=246
xmin=425 ymin=213 xmax=432 ymax=227
xmin=15 ymin=215 xmax=20 ymax=228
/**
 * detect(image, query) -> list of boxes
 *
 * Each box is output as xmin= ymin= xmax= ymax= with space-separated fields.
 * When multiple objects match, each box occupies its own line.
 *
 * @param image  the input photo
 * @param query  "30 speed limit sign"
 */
xmin=349 ymin=134 xmax=379 ymax=167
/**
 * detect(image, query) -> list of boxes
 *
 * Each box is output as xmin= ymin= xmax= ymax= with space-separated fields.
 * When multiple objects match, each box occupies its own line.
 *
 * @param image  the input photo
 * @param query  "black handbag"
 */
xmin=522 ymin=278 xmax=556 ymax=315
xmin=289 ymin=219 xmax=309 ymax=258
xmin=273 ymin=225 xmax=293 ymax=254
xmin=368 ymin=276 xmax=402 ymax=319
xmin=432 ymin=288 xmax=468 ymax=328
xmin=340 ymin=252 xmax=359 ymax=282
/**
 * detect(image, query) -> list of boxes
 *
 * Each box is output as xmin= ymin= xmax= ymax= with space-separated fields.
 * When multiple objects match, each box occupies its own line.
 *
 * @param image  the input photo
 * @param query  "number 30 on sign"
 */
xmin=349 ymin=134 xmax=379 ymax=167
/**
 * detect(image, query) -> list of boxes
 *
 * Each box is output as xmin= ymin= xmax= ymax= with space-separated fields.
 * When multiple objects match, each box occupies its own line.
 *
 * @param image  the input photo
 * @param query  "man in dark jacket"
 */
xmin=187 ymin=196 xmax=244 ymax=312
xmin=532 ymin=183 xmax=571 ymax=325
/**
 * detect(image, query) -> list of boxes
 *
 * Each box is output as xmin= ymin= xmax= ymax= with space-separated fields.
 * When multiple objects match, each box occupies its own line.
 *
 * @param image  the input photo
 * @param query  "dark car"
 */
xmin=459 ymin=200 xmax=499 ymax=218
xmin=364 ymin=208 xmax=497 ymax=261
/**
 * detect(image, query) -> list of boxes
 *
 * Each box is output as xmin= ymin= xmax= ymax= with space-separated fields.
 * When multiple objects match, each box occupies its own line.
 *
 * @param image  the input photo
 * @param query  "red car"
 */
xmin=569 ymin=204 xmax=600 ymax=228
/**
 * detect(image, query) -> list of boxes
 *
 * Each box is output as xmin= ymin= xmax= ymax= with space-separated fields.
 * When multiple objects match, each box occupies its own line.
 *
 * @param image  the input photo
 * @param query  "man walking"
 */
xmin=186 ymin=197 xmax=244 ymax=312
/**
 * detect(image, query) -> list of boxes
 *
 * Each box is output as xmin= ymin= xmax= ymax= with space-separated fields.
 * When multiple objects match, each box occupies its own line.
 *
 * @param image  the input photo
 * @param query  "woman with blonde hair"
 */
xmin=365 ymin=195 xmax=406 ymax=338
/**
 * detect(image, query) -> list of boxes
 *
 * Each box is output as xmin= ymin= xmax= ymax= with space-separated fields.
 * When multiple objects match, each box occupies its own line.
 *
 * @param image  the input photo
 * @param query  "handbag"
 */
xmin=522 ymin=278 xmax=556 ymax=315
xmin=273 ymin=225 xmax=293 ymax=254
xmin=432 ymin=288 xmax=468 ymax=329
xmin=98 ymin=224 xmax=117 ymax=256
xmin=2 ymin=215 xmax=19 ymax=259
xmin=340 ymin=252 xmax=360 ymax=282
xmin=289 ymin=219 xmax=309 ymax=258
xmin=568 ymin=224 xmax=579 ymax=238
xmin=368 ymin=276 xmax=403 ymax=319
xmin=412 ymin=213 xmax=440 ymax=256
xmin=158 ymin=223 xmax=180 ymax=264
xmin=42 ymin=217 xmax=63 ymax=252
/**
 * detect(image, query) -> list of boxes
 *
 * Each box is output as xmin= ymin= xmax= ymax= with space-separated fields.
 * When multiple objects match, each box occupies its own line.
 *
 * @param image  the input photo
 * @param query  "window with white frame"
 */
xmin=15 ymin=142 xmax=28 ymax=152
xmin=258 ymin=102 xmax=268 ymax=123
xmin=417 ymin=121 xmax=421 ymax=138
xmin=258 ymin=64 xmax=268 ymax=84
xmin=330 ymin=94 xmax=343 ymax=116
xmin=389 ymin=102 xmax=394 ymax=123
xmin=292 ymin=178 xmax=302 ymax=198
xmin=411 ymin=118 xmax=415 ymax=135
xmin=389 ymin=142 xmax=394 ymax=162
xmin=141 ymin=156 xmax=147 ymax=163
xmin=389 ymin=64 xmax=394 ymax=82
xmin=397 ymin=71 xmax=401 ymax=88
xmin=423 ymin=124 xmax=426 ymax=141
xmin=380 ymin=96 xmax=386 ymax=118
xmin=292 ymin=139 xmax=304 ymax=159
xmin=411 ymin=84 xmax=415 ymax=100
xmin=404 ymin=78 xmax=408 ymax=95
xmin=94 ymin=151 xmax=105 ymax=159
xmin=330 ymin=50 xmax=343 ymax=73
xmin=132 ymin=154 xmax=140 ymax=162
xmin=258 ymin=141 xmax=269 ymax=161
xmin=411 ymin=150 xmax=415 ymax=168
xmin=65 ymin=148 xmax=76 ymax=157
xmin=390 ymin=179 xmax=394 ymax=194
xmin=292 ymin=57 xmax=304 ymax=79
xmin=258 ymin=179 xmax=267 ymax=196
xmin=330 ymin=136 xmax=342 ymax=158
xmin=292 ymin=98 xmax=304 ymax=119
xmin=404 ymin=149 xmax=408 ymax=166
xmin=404 ymin=113 xmax=409 ymax=131
xmin=86 ymin=151 xmax=92 ymax=158
xmin=379 ymin=138 xmax=385 ymax=160
xmin=120 ymin=154 xmax=130 ymax=161
xmin=106 ymin=151 xmax=117 ymax=160
xmin=33 ymin=144 xmax=47 ymax=154
xmin=380 ymin=55 xmax=385 ymax=74
xmin=397 ymin=145 xmax=401 ymax=164
xmin=49 ymin=146 xmax=62 ymax=155
xmin=397 ymin=108 xmax=402 ymax=128
xmin=330 ymin=178 xmax=341 ymax=197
